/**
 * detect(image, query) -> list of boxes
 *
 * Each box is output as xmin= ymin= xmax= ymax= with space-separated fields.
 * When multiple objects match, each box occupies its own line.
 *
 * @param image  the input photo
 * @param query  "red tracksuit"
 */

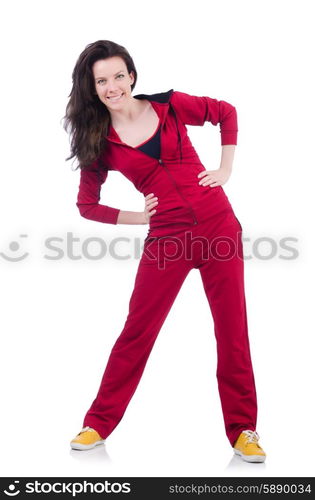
xmin=76 ymin=89 xmax=258 ymax=447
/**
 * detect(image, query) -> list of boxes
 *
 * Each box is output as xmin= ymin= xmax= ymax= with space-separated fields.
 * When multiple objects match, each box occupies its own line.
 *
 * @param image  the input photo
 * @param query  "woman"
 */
xmin=63 ymin=40 xmax=266 ymax=463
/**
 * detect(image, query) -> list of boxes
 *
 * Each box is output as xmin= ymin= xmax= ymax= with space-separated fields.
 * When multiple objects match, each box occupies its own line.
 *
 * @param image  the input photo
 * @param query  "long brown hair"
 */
xmin=62 ymin=40 xmax=138 ymax=171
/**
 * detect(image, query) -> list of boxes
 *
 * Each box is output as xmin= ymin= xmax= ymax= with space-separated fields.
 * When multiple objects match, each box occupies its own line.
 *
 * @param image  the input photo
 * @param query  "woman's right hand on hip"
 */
xmin=144 ymin=193 xmax=158 ymax=223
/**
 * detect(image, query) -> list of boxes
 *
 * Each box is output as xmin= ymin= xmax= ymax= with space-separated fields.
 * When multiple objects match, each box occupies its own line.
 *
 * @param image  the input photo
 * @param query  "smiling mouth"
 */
xmin=107 ymin=93 xmax=124 ymax=101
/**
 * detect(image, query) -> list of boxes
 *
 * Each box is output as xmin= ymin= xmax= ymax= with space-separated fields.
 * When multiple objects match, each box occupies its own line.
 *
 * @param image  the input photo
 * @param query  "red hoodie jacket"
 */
xmin=76 ymin=89 xmax=238 ymax=238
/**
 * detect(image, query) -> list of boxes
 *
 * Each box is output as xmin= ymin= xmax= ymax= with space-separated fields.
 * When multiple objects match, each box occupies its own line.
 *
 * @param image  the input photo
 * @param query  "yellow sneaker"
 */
xmin=70 ymin=426 xmax=105 ymax=450
xmin=233 ymin=429 xmax=266 ymax=463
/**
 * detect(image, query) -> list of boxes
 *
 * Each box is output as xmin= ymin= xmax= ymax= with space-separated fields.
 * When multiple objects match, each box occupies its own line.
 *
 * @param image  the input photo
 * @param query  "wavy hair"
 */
xmin=62 ymin=40 xmax=138 ymax=170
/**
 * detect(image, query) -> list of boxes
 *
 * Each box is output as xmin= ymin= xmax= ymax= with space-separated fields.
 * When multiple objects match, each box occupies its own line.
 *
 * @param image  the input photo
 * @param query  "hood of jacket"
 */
xmin=133 ymin=88 xmax=174 ymax=103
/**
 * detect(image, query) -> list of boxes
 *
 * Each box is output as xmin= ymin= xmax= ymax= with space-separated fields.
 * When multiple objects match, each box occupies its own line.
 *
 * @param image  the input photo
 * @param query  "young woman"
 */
xmin=63 ymin=40 xmax=266 ymax=463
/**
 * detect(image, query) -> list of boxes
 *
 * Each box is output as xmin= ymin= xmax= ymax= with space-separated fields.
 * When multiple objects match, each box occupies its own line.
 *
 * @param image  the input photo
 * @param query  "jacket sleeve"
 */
xmin=170 ymin=90 xmax=238 ymax=145
xmin=76 ymin=159 xmax=120 ymax=224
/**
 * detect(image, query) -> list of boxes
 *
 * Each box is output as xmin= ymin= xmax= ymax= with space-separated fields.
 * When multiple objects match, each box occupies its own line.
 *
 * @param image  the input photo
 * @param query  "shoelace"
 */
xmin=79 ymin=426 xmax=94 ymax=434
xmin=243 ymin=429 xmax=260 ymax=444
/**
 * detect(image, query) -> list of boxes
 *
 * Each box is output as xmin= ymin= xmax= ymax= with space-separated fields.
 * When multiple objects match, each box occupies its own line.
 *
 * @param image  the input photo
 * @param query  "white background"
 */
xmin=1 ymin=0 xmax=314 ymax=478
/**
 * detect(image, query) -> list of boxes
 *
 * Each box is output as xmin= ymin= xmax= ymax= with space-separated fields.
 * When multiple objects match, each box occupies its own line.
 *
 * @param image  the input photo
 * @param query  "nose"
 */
xmin=106 ymin=79 xmax=120 ymax=93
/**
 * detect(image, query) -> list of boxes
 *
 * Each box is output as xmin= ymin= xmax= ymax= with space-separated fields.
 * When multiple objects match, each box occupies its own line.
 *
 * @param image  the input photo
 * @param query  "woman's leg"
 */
xmin=83 ymin=236 xmax=192 ymax=439
xmin=196 ymin=211 xmax=258 ymax=447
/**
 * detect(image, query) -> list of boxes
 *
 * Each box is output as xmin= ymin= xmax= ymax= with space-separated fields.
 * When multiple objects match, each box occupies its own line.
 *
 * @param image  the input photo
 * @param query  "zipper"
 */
xmin=158 ymin=158 xmax=198 ymax=225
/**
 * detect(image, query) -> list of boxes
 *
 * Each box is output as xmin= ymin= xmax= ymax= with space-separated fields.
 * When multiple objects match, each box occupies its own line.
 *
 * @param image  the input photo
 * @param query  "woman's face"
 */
xmin=92 ymin=56 xmax=135 ymax=111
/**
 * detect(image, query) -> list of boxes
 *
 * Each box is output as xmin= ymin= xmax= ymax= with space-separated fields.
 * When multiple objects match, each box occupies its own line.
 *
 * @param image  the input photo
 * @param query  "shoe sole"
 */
xmin=234 ymin=448 xmax=266 ymax=463
xmin=70 ymin=440 xmax=105 ymax=451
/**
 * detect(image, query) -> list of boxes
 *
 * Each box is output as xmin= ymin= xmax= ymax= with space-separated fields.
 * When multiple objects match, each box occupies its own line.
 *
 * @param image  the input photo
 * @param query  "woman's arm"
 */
xmin=170 ymin=91 xmax=238 ymax=146
xmin=220 ymin=144 xmax=235 ymax=173
xmin=76 ymin=163 xmax=120 ymax=224
xmin=117 ymin=210 xmax=147 ymax=224
xmin=170 ymin=91 xmax=238 ymax=187
xmin=77 ymin=162 xmax=157 ymax=225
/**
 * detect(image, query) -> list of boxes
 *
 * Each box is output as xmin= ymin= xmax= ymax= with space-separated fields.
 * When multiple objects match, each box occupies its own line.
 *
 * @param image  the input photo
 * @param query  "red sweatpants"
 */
xmin=83 ymin=208 xmax=258 ymax=447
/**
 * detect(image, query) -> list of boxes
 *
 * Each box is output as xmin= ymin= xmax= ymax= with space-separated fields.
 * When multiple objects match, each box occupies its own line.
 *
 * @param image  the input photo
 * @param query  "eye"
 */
xmin=97 ymin=74 xmax=124 ymax=85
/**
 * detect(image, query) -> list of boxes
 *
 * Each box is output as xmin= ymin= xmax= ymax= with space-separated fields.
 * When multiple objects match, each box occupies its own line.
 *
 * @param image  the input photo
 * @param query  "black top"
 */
xmin=136 ymin=124 xmax=161 ymax=159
